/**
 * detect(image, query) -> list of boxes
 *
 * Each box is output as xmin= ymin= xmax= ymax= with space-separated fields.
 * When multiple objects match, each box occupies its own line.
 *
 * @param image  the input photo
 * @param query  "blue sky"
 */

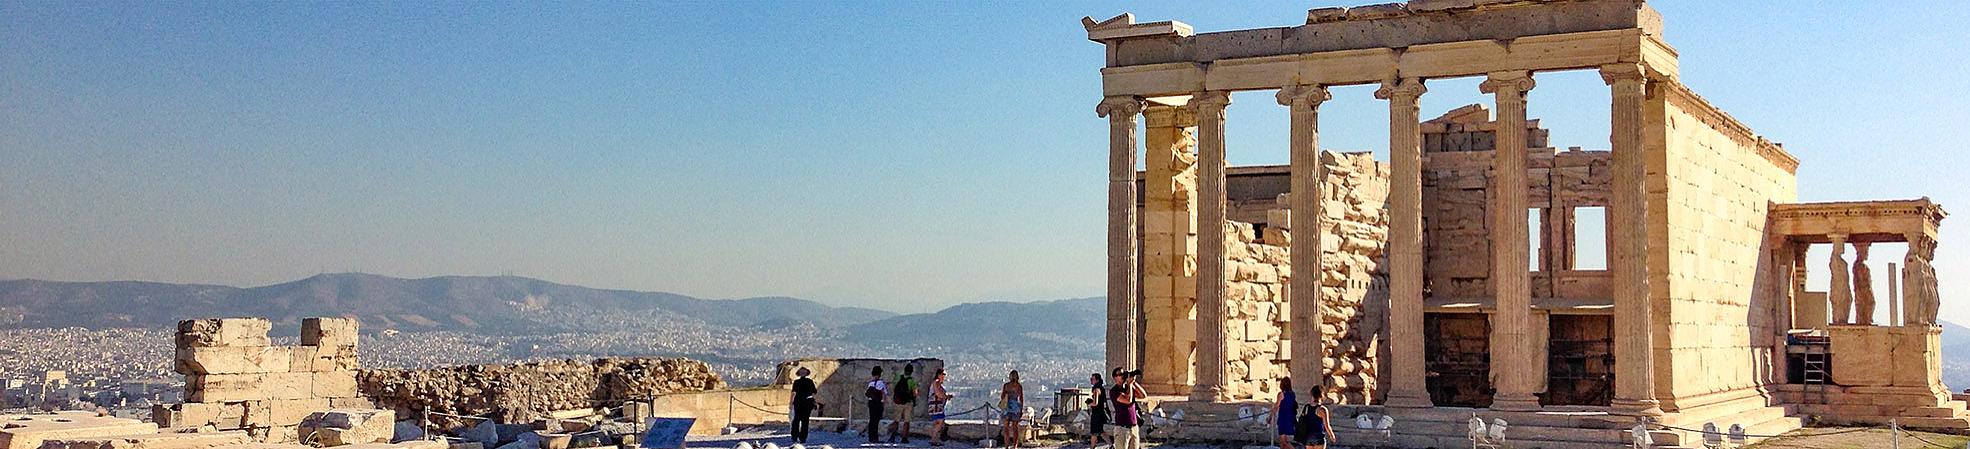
xmin=2 ymin=2 xmax=1966 ymax=317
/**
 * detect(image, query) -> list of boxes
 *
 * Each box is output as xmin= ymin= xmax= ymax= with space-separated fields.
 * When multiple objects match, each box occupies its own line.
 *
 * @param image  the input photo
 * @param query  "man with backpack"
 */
xmin=865 ymin=366 xmax=887 ymax=444
xmin=888 ymin=364 xmax=920 ymax=444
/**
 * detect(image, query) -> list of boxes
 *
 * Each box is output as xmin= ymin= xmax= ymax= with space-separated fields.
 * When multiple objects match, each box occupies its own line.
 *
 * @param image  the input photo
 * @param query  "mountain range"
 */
xmin=0 ymin=273 xmax=896 ymax=333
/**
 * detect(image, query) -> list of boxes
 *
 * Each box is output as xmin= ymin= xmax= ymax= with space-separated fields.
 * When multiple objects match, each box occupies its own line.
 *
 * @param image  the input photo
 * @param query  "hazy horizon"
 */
xmin=5 ymin=2 xmax=1966 ymax=317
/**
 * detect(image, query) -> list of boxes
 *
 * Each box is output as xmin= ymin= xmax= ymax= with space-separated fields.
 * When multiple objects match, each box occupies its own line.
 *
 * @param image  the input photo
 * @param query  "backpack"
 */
xmin=865 ymin=381 xmax=884 ymax=401
xmin=1295 ymin=404 xmax=1325 ymax=438
xmin=892 ymin=375 xmax=918 ymax=404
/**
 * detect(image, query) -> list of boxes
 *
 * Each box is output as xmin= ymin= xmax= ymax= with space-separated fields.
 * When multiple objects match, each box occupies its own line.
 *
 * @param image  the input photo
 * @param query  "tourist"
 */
xmin=1271 ymin=377 xmax=1297 ymax=449
xmin=1293 ymin=387 xmax=1334 ymax=449
xmin=866 ymin=366 xmax=887 ymax=444
xmin=790 ymin=367 xmax=817 ymax=444
xmin=889 ymin=364 xmax=919 ymax=444
xmin=928 ymin=368 xmax=952 ymax=447
xmin=1109 ymin=367 xmax=1145 ymax=449
xmin=1087 ymin=373 xmax=1108 ymax=447
xmin=1000 ymin=370 xmax=1025 ymax=448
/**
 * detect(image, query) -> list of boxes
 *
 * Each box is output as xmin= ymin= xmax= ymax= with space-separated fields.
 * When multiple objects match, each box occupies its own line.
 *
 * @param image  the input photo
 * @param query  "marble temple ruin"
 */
xmin=1088 ymin=0 xmax=1956 ymax=447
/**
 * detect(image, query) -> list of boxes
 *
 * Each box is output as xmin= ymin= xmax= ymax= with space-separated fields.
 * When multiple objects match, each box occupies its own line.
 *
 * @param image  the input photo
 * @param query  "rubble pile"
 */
xmin=358 ymin=358 xmax=725 ymax=423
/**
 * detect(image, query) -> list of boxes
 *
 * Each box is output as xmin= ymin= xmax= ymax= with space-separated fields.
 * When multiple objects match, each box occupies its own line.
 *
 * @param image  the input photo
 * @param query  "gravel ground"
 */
xmin=1748 ymin=427 xmax=1970 ymax=449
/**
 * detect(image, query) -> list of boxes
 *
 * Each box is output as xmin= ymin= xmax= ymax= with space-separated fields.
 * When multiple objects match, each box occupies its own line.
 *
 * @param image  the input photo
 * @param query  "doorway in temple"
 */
xmin=1543 ymin=314 xmax=1614 ymax=406
xmin=1425 ymin=312 xmax=1493 ymax=407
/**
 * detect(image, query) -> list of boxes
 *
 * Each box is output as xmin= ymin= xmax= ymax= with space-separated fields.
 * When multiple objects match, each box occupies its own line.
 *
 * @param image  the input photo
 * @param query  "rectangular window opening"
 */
xmin=1573 ymin=207 xmax=1608 ymax=270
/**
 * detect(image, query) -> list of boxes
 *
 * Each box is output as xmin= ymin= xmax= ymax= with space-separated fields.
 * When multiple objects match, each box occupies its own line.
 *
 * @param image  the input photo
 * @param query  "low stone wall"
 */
xmin=771 ymin=358 xmax=944 ymax=420
xmin=647 ymin=387 xmax=791 ymax=436
xmin=358 ymin=357 xmax=726 ymax=424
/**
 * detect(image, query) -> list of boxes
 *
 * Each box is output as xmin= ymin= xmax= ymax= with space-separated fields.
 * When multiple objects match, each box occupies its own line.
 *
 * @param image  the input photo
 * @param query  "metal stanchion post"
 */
xmin=1892 ymin=418 xmax=1901 ymax=449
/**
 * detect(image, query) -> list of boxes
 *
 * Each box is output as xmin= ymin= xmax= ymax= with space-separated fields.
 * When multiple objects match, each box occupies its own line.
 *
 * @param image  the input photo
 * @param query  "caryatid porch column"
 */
xmin=1277 ymin=83 xmax=1331 ymax=399
xmin=1481 ymin=71 xmax=1541 ymax=411
xmin=1853 ymin=242 xmax=1876 ymax=325
xmin=1603 ymin=64 xmax=1662 ymax=416
xmin=1376 ymin=77 xmax=1433 ymax=408
xmin=1829 ymin=234 xmax=1852 ymax=324
xmin=1099 ymin=96 xmax=1145 ymax=373
xmin=1190 ymin=91 xmax=1234 ymax=402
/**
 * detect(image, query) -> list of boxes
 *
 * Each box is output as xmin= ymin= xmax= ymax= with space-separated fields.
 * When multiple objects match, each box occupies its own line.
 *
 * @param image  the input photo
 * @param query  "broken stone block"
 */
xmin=299 ymin=409 xmax=397 ymax=446
xmin=177 ymin=318 xmax=272 ymax=348
xmin=303 ymin=317 xmax=360 ymax=348
xmin=391 ymin=422 xmax=424 ymax=443
xmin=153 ymin=402 xmax=248 ymax=429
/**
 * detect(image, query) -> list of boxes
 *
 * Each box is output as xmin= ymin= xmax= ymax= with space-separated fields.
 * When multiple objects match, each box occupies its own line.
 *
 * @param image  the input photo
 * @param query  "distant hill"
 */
xmin=0 ymin=273 xmax=894 ymax=333
xmin=1942 ymin=320 xmax=1970 ymax=389
xmin=846 ymin=297 xmax=1103 ymax=355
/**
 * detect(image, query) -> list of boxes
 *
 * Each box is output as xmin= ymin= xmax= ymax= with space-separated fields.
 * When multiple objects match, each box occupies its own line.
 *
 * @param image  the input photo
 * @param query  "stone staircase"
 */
xmin=1322 ymin=400 xmax=1803 ymax=449
xmin=1768 ymin=384 xmax=1970 ymax=430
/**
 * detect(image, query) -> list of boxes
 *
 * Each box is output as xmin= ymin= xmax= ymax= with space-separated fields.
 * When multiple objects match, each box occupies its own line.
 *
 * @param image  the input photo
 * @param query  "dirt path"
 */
xmin=1749 ymin=428 xmax=1968 ymax=449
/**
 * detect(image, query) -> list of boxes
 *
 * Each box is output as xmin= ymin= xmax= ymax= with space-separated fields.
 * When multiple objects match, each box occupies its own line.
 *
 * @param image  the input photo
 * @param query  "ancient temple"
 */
xmin=1087 ymin=1 xmax=1954 ymax=447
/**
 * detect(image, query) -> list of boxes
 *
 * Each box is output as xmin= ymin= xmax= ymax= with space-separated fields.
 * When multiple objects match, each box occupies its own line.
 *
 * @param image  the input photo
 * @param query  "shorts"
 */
xmin=1294 ymin=431 xmax=1326 ymax=446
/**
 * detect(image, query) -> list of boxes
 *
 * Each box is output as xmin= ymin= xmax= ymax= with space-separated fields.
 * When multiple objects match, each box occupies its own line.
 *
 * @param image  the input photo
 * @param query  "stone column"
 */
xmin=1853 ymin=242 xmax=1876 ymax=325
xmin=1829 ymin=234 xmax=1852 ymax=325
xmin=1099 ymin=96 xmax=1145 ymax=373
xmin=1889 ymin=262 xmax=1901 ymax=327
xmin=1602 ymin=64 xmax=1662 ymax=416
xmin=1376 ymin=77 xmax=1433 ymax=408
xmin=1481 ymin=71 xmax=1541 ymax=411
xmin=1276 ymin=83 xmax=1331 ymax=399
xmin=1190 ymin=91 xmax=1233 ymax=402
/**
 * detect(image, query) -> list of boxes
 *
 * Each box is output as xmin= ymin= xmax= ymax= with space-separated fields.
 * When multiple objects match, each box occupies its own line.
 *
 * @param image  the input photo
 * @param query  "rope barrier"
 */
xmin=1902 ymin=428 xmax=1958 ymax=449
xmin=730 ymin=395 xmax=788 ymax=415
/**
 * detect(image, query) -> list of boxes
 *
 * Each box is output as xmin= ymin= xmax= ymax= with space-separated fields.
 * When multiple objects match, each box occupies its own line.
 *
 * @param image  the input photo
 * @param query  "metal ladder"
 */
xmin=1801 ymin=347 xmax=1829 ymax=404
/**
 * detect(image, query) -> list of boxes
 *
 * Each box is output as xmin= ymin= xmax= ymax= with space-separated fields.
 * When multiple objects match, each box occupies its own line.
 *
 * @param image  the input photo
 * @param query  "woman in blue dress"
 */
xmin=1272 ymin=377 xmax=1297 ymax=449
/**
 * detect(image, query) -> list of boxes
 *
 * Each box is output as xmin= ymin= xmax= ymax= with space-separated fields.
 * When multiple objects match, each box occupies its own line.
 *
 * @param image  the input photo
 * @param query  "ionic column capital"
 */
xmin=1480 ymin=71 xmax=1536 ymax=94
xmin=1374 ymin=77 xmax=1427 ymax=101
xmin=1274 ymin=84 xmax=1331 ymax=109
xmin=1191 ymin=90 xmax=1232 ymax=111
xmin=1097 ymin=96 xmax=1144 ymax=119
xmin=1599 ymin=63 xmax=1647 ymax=86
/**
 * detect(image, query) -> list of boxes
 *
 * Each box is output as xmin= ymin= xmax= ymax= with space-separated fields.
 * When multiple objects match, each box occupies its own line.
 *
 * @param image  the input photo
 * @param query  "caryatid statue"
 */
xmin=1852 ymin=242 xmax=1875 ymax=325
xmin=1828 ymin=236 xmax=1853 ymax=324
xmin=1907 ymin=238 xmax=1942 ymax=326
